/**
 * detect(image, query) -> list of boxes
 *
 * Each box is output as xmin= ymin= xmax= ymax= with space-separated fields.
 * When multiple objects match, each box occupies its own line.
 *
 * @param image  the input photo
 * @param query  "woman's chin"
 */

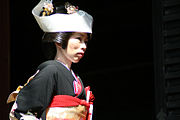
xmin=73 ymin=60 xmax=80 ymax=63
xmin=72 ymin=57 xmax=81 ymax=63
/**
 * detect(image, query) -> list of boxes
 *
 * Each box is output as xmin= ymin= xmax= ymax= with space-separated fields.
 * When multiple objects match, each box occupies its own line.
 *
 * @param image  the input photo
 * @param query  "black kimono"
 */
xmin=14 ymin=60 xmax=86 ymax=119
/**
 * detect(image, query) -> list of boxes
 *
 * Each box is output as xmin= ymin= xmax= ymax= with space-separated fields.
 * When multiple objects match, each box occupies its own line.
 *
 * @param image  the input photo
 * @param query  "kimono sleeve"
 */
xmin=14 ymin=65 xmax=58 ymax=119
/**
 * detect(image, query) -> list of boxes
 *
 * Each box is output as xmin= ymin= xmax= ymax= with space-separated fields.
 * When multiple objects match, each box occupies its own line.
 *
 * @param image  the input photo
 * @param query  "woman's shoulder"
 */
xmin=37 ymin=60 xmax=66 ymax=72
xmin=38 ymin=60 xmax=56 ymax=69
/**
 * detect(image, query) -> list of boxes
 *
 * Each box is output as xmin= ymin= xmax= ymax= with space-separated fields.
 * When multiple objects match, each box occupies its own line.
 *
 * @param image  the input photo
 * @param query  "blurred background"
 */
xmin=1 ymin=0 xmax=154 ymax=119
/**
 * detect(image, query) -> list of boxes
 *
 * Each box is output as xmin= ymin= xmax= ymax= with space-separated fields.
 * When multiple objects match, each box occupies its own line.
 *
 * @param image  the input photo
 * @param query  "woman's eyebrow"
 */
xmin=76 ymin=33 xmax=87 ymax=37
xmin=72 ymin=33 xmax=88 ymax=39
xmin=77 ymin=33 xmax=84 ymax=37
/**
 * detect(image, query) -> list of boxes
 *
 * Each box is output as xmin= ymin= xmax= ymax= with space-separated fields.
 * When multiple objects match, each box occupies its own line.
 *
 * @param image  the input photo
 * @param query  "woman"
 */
xmin=8 ymin=0 xmax=94 ymax=120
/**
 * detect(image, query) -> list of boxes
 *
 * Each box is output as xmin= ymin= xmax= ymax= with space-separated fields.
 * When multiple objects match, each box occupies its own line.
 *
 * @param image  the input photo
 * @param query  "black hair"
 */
xmin=41 ymin=32 xmax=73 ymax=60
xmin=53 ymin=1 xmax=77 ymax=14
xmin=41 ymin=1 xmax=91 ymax=60
xmin=40 ymin=2 xmax=72 ymax=60
xmin=41 ymin=32 xmax=92 ymax=60
xmin=53 ymin=1 xmax=68 ymax=14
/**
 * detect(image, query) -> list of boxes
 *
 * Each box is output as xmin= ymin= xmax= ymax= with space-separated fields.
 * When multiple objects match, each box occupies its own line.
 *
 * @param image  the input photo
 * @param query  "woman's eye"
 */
xmin=76 ymin=37 xmax=81 ymax=40
xmin=84 ymin=41 xmax=88 ymax=45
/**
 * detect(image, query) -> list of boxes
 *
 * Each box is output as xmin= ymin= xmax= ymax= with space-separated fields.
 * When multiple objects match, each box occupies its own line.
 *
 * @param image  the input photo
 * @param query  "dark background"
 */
xmin=9 ymin=0 xmax=154 ymax=119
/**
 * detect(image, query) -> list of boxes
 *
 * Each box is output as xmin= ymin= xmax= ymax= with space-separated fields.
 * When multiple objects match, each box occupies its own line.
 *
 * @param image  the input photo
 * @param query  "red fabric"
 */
xmin=73 ymin=75 xmax=82 ymax=97
xmin=49 ymin=88 xmax=95 ymax=120
xmin=49 ymin=95 xmax=90 ymax=108
xmin=85 ymin=86 xmax=95 ymax=102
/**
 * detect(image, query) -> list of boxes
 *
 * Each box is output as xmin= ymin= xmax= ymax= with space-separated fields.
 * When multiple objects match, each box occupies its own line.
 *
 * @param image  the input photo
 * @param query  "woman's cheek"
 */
xmin=70 ymin=43 xmax=80 ymax=50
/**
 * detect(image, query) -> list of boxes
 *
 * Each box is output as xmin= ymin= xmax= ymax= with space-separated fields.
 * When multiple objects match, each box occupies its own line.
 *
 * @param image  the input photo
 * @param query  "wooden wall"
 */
xmin=0 ymin=0 xmax=10 ymax=119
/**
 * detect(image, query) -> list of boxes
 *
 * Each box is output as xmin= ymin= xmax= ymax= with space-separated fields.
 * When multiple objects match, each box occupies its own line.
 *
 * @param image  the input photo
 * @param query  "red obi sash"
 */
xmin=48 ymin=86 xmax=95 ymax=120
xmin=49 ymin=95 xmax=90 ymax=109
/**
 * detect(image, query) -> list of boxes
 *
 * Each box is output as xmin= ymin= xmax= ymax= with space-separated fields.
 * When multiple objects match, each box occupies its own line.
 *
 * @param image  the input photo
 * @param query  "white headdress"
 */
xmin=32 ymin=0 xmax=93 ymax=33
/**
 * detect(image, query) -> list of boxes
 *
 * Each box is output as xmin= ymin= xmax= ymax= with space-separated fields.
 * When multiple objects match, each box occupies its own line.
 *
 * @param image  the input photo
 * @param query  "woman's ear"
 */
xmin=55 ymin=42 xmax=62 ymax=48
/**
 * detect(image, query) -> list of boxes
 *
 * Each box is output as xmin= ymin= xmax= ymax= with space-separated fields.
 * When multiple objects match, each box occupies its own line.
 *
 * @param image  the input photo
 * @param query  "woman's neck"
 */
xmin=55 ymin=49 xmax=72 ymax=70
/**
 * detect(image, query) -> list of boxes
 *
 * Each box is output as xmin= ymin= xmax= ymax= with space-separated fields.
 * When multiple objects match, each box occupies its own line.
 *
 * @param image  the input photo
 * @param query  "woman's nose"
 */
xmin=80 ymin=42 xmax=87 ymax=51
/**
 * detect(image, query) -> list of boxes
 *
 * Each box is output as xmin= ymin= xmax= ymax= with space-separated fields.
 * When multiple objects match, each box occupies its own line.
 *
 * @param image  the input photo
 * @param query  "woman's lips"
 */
xmin=76 ymin=52 xmax=84 ymax=57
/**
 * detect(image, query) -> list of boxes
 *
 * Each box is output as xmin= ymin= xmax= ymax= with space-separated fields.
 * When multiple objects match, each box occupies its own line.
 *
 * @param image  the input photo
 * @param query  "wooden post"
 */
xmin=0 ymin=0 xmax=10 ymax=119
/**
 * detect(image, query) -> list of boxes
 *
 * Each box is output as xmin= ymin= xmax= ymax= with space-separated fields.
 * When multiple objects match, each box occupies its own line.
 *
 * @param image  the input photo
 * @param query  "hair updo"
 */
xmin=41 ymin=1 xmax=73 ymax=60
xmin=41 ymin=32 xmax=73 ymax=60
xmin=41 ymin=1 xmax=91 ymax=60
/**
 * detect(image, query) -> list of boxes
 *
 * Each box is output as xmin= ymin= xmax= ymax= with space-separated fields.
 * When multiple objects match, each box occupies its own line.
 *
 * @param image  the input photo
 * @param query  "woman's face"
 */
xmin=64 ymin=32 xmax=88 ymax=63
